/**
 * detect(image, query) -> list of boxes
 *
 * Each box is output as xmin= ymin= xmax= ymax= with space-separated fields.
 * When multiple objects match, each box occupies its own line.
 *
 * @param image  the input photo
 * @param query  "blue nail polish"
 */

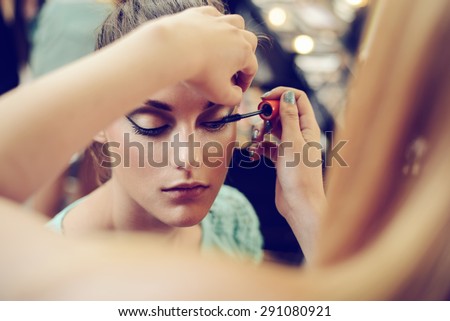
xmin=284 ymin=91 xmax=296 ymax=104
xmin=261 ymin=91 xmax=271 ymax=98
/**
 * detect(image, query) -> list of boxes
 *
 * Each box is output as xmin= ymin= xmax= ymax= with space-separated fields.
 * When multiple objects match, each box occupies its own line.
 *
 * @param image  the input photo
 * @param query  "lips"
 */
xmin=161 ymin=182 xmax=209 ymax=201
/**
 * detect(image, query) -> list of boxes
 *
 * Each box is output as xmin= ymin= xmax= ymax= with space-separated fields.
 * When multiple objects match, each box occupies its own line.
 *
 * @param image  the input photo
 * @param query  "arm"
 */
xmin=0 ymin=6 xmax=257 ymax=202
xmin=256 ymin=88 xmax=326 ymax=261
xmin=3 ymin=191 xmax=446 ymax=300
xmin=0 ymin=196 xmax=309 ymax=300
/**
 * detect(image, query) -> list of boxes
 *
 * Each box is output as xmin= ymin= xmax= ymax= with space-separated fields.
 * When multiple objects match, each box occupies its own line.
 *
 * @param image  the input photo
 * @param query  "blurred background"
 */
xmin=227 ymin=0 xmax=369 ymax=265
xmin=0 ymin=0 xmax=370 ymax=265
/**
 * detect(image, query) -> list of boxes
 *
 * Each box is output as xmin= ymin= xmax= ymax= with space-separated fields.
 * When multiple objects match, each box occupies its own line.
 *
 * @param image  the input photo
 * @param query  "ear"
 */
xmin=93 ymin=131 xmax=107 ymax=144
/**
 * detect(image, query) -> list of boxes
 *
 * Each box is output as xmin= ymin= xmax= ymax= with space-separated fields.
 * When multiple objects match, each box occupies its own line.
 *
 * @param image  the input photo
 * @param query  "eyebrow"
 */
xmin=129 ymin=100 xmax=219 ymax=116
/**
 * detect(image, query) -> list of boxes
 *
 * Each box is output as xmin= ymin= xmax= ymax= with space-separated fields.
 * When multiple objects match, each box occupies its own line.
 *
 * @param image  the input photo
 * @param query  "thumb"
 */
xmin=279 ymin=91 xmax=303 ymax=144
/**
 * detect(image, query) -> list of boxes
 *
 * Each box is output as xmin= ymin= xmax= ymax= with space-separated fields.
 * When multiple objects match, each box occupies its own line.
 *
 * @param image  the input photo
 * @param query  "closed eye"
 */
xmin=126 ymin=116 xmax=170 ymax=137
xmin=200 ymin=106 xmax=239 ymax=131
xmin=201 ymin=120 xmax=227 ymax=131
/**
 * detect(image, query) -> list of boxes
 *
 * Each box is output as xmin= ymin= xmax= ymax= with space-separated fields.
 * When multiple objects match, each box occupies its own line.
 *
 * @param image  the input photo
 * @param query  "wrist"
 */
xmin=282 ymin=195 xmax=322 ymax=262
xmin=284 ymin=190 xmax=326 ymax=223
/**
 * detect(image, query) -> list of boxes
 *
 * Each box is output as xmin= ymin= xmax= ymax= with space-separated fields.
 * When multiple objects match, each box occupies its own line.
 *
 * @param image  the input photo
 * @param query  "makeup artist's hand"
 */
xmin=254 ymin=87 xmax=326 ymax=260
xmin=159 ymin=6 xmax=258 ymax=106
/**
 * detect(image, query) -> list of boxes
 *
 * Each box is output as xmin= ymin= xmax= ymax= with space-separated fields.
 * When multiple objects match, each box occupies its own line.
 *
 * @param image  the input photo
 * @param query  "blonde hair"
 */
xmin=313 ymin=0 xmax=450 ymax=299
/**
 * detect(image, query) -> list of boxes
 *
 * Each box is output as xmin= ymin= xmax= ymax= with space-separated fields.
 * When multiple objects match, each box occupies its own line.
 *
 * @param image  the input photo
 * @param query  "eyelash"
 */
xmin=202 ymin=121 xmax=228 ymax=132
xmin=126 ymin=116 xmax=230 ymax=137
xmin=131 ymin=124 xmax=170 ymax=137
xmin=201 ymin=111 xmax=235 ymax=132
xmin=126 ymin=116 xmax=169 ymax=137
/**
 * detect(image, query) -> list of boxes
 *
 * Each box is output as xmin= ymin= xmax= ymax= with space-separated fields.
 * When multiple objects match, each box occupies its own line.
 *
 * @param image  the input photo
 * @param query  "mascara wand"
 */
xmin=203 ymin=102 xmax=276 ymax=126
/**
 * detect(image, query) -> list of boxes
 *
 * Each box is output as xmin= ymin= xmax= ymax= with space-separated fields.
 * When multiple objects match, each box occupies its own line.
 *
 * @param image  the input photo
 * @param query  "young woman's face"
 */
xmin=103 ymin=83 xmax=237 ymax=227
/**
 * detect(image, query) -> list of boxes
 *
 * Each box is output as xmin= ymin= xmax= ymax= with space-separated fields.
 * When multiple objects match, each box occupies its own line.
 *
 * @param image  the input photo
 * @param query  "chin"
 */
xmin=167 ymin=216 xmax=204 ymax=228
xmin=162 ymin=205 xmax=209 ymax=228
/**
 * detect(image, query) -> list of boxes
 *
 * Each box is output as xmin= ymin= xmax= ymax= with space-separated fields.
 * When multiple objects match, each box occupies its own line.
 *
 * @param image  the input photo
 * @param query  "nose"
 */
xmin=170 ymin=130 xmax=201 ymax=170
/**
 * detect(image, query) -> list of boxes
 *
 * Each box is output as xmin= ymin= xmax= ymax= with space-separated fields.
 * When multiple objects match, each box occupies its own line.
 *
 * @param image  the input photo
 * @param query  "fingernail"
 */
xmin=252 ymin=128 xmax=259 ymax=141
xmin=261 ymin=91 xmax=272 ymax=98
xmin=284 ymin=91 xmax=296 ymax=104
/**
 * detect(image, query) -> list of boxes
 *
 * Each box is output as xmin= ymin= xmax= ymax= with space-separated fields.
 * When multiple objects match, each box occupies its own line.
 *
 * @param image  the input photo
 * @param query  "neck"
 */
xmin=63 ymin=178 xmax=202 ymax=247
xmin=100 ymin=179 xmax=202 ymax=246
xmin=90 ymin=178 xmax=176 ymax=234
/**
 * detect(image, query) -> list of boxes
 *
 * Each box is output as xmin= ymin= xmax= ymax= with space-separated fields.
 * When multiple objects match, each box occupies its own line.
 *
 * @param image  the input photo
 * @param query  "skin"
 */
xmin=1 ymin=1 xmax=449 ymax=300
xmin=0 ymin=6 xmax=324 ymax=298
xmin=0 ymin=7 xmax=258 ymax=203
xmin=62 ymin=83 xmax=237 ymax=241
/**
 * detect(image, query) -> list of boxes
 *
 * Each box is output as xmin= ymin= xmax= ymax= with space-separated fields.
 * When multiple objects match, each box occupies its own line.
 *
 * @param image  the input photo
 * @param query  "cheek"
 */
xmin=106 ymin=122 xmax=168 ymax=168
xmin=102 ymin=127 xmax=145 ymax=187
xmin=201 ymin=125 xmax=236 ymax=167
xmin=110 ymin=134 xmax=145 ymax=169
xmin=222 ymin=124 xmax=237 ymax=164
xmin=226 ymin=128 xmax=237 ymax=163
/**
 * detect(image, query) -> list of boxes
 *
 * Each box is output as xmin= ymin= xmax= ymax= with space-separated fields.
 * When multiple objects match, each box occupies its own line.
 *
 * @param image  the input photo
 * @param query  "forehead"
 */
xmin=146 ymin=83 xmax=212 ymax=112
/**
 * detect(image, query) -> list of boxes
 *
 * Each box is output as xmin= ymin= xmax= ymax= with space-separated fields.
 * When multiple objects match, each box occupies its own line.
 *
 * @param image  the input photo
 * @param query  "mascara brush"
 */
xmin=203 ymin=102 xmax=275 ymax=125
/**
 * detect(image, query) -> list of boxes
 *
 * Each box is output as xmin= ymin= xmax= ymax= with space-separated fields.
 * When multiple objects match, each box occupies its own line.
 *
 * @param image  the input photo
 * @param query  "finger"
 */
xmin=279 ymin=91 xmax=302 ymax=144
xmin=220 ymin=84 xmax=243 ymax=107
xmin=196 ymin=6 xmax=222 ymax=17
xmin=262 ymin=87 xmax=313 ymax=120
xmin=235 ymin=54 xmax=258 ymax=92
xmin=261 ymin=86 xmax=293 ymax=99
xmin=263 ymin=87 xmax=320 ymax=142
xmin=242 ymin=30 xmax=258 ymax=52
xmin=221 ymin=14 xmax=245 ymax=29
xmin=297 ymin=93 xmax=321 ymax=142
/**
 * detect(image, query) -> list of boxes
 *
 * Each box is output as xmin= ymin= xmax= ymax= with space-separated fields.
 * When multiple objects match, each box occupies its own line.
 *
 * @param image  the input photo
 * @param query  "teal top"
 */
xmin=48 ymin=185 xmax=263 ymax=262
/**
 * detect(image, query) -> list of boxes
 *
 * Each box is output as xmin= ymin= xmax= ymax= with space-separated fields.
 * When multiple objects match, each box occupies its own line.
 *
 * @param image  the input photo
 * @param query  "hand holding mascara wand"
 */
xmin=202 ymin=99 xmax=280 ymax=127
